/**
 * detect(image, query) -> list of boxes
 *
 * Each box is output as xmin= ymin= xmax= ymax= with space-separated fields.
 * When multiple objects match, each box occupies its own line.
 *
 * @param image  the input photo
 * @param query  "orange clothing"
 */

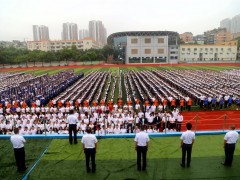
xmin=49 ymin=100 xmax=53 ymax=107
xmin=75 ymin=101 xmax=79 ymax=107
xmin=65 ymin=101 xmax=70 ymax=107
xmin=7 ymin=103 xmax=11 ymax=108
xmin=127 ymin=100 xmax=132 ymax=106
xmin=153 ymin=99 xmax=158 ymax=106
xmin=14 ymin=101 xmax=18 ymax=108
xmin=22 ymin=102 xmax=27 ymax=108
xmin=135 ymin=99 xmax=140 ymax=104
xmin=32 ymin=102 xmax=36 ymax=108
xmin=108 ymin=101 xmax=113 ymax=106
xmin=118 ymin=99 xmax=123 ymax=107
xmin=187 ymin=99 xmax=193 ymax=106
xmin=93 ymin=101 xmax=98 ymax=107
xmin=180 ymin=99 xmax=185 ymax=106
xmin=57 ymin=100 xmax=62 ymax=108
xmin=171 ymin=99 xmax=176 ymax=106
xmin=163 ymin=99 xmax=168 ymax=106
xmin=144 ymin=101 xmax=149 ymax=106
xmin=100 ymin=100 xmax=105 ymax=106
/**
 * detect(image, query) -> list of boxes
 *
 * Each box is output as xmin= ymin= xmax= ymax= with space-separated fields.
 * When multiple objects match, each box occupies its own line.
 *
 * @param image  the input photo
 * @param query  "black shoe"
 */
xmin=180 ymin=163 xmax=185 ymax=168
xmin=87 ymin=169 xmax=91 ymax=173
xmin=221 ymin=162 xmax=231 ymax=167
xmin=142 ymin=168 xmax=146 ymax=171
xmin=92 ymin=169 xmax=96 ymax=173
xmin=74 ymin=142 xmax=78 ymax=144
xmin=187 ymin=165 xmax=190 ymax=168
xmin=137 ymin=168 xmax=141 ymax=171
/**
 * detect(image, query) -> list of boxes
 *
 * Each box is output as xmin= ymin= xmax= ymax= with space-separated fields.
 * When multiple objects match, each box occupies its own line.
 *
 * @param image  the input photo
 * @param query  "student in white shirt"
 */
xmin=222 ymin=125 xmax=239 ymax=166
xmin=10 ymin=128 xmax=27 ymax=172
xmin=180 ymin=123 xmax=195 ymax=168
xmin=81 ymin=127 xmax=98 ymax=173
xmin=134 ymin=126 xmax=150 ymax=171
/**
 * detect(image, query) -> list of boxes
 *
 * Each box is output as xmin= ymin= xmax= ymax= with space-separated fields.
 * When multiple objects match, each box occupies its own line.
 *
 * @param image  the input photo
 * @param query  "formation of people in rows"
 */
xmin=0 ymin=98 xmax=185 ymax=135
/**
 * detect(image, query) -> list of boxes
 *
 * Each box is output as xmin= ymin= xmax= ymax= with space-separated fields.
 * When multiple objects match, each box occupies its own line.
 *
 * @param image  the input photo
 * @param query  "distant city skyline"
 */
xmin=0 ymin=0 xmax=239 ymax=41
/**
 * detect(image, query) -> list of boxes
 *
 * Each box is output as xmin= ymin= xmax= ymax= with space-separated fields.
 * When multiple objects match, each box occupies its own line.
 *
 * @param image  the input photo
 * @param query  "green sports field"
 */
xmin=6 ymin=65 xmax=240 ymax=76
xmin=1 ymin=135 xmax=238 ymax=180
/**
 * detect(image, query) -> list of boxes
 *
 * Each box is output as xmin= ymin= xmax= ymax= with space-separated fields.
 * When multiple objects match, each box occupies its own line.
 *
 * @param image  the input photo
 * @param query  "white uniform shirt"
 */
xmin=10 ymin=134 xmax=26 ymax=148
xmin=224 ymin=130 xmax=239 ymax=144
xmin=81 ymin=133 xmax=98 ymax=148
xmin=180 ymin=130 xmax=195 ymax=144
xmin=67 ymin=114 xmax=78 ymax=124
xmin=134 ymin=131 xmax=150 ymax=146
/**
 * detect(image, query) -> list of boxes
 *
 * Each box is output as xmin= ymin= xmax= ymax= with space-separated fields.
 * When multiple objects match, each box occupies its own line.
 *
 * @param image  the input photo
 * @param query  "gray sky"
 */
xmin=0 ymin=0 xmax=239 ymax=41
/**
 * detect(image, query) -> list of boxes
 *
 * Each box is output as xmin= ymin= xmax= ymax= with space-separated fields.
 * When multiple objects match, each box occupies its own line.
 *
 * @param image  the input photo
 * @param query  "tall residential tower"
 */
xmin=89 ymin=20 xmax=107 ymax=46
xmin=33 ymin=25 xmax=49 ymax=41
xmin=62 ymin=23 xmax=78 ymax=40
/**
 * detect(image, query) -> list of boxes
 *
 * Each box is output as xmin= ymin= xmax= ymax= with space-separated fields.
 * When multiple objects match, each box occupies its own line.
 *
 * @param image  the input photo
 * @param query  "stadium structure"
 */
xmin=107 ymin=31 xmax=179 ymax=64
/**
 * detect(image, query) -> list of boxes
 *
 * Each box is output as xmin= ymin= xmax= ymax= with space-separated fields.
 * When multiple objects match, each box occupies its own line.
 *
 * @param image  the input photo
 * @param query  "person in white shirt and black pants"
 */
xmin=180 ymin=122 xmax=195 ymax=168
xmin=222 ymin=125 xmax=239 ymax=166
xmin=81 ymin=127 xmax=98 ymax=173
xmin=67 ymin=109 xmax=78 ymax=144
xmin=134 ymin=125 xmax=150 ymax=171
xmin=10 ymin=128 xmax=27 ymax=172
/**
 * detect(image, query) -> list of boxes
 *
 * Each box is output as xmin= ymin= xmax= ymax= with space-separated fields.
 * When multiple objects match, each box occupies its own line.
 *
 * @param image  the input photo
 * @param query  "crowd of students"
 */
xmin=0 ymin=69 xmax=239 ymax=135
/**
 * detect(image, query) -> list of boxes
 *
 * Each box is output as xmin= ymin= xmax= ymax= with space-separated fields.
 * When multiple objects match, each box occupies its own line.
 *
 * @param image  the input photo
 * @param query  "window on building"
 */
xmin=145 ymin=38 xmax=151 ymax=43
xmin=205 ymin=48 xmax=208 ymax=51
xmin=145 ymin=49 xmax=151 ymax=54
xmin=182 ymin=48 xmax=185 ymax=51
xmin=194 ymin=48 xmax=197 ymax=51
xmin=158 ymin=38 xmax=164 ymax=43
xmin=210 ymin=48 xmax=213 ymax=51
xmin=131 ymin=49 xmax=138 ymax=54
xmin=158 ymin=49 xmax=164 ymax=54
xmin=131 ymin=38 xmax=138 ymax=44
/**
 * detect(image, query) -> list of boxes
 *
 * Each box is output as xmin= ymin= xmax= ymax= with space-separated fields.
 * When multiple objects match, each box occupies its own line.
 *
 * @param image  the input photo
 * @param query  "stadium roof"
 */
xmin=107 ymin=31 xmax=179 ymax=45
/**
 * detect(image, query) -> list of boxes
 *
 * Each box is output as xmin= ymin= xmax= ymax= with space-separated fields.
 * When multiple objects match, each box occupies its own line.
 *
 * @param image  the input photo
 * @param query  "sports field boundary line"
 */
xmin=22 ymin=144 xmax=50 ymax=180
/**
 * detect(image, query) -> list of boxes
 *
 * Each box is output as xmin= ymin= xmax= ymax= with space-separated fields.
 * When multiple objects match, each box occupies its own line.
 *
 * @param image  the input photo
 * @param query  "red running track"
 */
xmin=181 ymin=110 xmax=240 ymax=131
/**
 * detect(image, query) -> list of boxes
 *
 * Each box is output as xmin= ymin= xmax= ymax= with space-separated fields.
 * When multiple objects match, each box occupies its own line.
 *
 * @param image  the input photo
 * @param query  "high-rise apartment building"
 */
xmin=89 ymin=20 xmax=107 ymax=46
xmin=220 ymin=18 xmax=231 ymax=32
xmin=79 ymin=29 xmax=89 ymax=40
xmin=231 ymin=14 xmax=240 ymax=34
xmin=33 ymin=25 xmax=49 ymax=41
xmin=62 ymin=23 xmax=78 ymax=40
xmin=204 ymin=28 xmax=231 ymax=44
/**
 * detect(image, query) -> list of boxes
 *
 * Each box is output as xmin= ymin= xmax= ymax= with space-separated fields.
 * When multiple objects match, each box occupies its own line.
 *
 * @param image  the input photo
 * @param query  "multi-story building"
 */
xmin=27 ymin=37 xmax=99 ymax=52
xmin=79 ymin=29 xmax=89 ymax=40
xmin=204 ymin=28 xmax=231 ymax=44
xmin=193 ymin=35 xmax=206 ymax=44
xmin=89 ymin=20 xmax=107 ymax=46
xmin=180 ymin=32 xmax=193 ymax=43
xmin=33 ymin=25 xmax=49 ymax=41
xmin=231 ymin=14 xmax=240 ymax=36
xmin=220 ymin=18 xmax=231 ymax=32
xmin=62 ymin=23 xmax=78 ymax=40
xmin=107 ymin=31 xmax=179 ymax=64
xmin=179 ymin=41 xmax=238 ymax=62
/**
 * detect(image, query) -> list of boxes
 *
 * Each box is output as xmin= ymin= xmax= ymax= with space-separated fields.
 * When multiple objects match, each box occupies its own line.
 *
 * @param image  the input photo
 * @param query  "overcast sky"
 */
xmin=0 ymin=0 xmax=239 ymax=41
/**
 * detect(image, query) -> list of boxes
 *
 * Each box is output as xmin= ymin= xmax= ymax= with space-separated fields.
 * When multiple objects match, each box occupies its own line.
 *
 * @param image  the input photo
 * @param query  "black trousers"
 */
xmin=224 ymin=143 xmax=235 ymax=166
xmin=84 ymin=148 xmax=96 ymax=172
xmin=137 ymin=146 xmax=147 ymax=170
xmin=182 ymin=143 xmax=192 ymax=167
xmin=69 ymin=124 xmax=77 ymax=144
xmin=14 ymin=147 xmax=27 ymax=171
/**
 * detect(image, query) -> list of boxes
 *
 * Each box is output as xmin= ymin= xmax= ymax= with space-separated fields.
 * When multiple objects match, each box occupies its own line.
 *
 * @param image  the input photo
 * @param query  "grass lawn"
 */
xmin=0 ymin=139 xmax=51 ymax=180
xmin=26 ymin=135 xmax=240 ymax=180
